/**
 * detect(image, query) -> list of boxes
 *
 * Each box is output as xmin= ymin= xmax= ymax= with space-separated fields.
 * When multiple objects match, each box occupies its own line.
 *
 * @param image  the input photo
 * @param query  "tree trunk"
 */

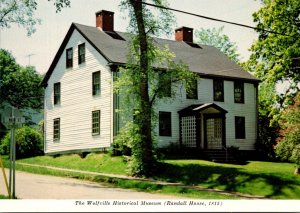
xmin=129 ymin=0 xmax=156 ymax=176
xmin=295 ymin=167 xmax=299 ymax=175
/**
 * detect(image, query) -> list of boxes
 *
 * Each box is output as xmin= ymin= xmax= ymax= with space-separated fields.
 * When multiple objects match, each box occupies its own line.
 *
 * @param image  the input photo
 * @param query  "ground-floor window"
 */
xmin=53 ymin=118 xmax=60 ymax=141
xmin=181 ymin=116 xmax=196 ymax=147
xmin=235 ymin=116 xmax=245 ymax=139
xmin=92 ymin=110 xmax=100 ymax=135
xmin=159 ymin=111 xmax=172 ymax=136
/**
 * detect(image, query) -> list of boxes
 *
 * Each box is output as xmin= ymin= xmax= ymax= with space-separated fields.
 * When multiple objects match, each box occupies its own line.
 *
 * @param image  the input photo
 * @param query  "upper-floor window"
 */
xmin=92 ymin=71 xmax=101 ymax=96
xmin=186 ymin=79 xmax=198 ymax=99
xmin=78 ymin=43 xmax=85 ymax=65
xmin=53 ymin=82 xmax=61 ymax=105
xmin=213 ymin=79 xmax=224 ymax=102
xmin=158 ymin=75 xmax=171 ymax=98
xmin=92 ymin=110 xmax=100 ymax=135
xmin=53 ymin=118 xmax=60 ymax=141
xmin=66 ymin=48 xmax=73 ymax=68
xmin=159 ymin=111 xmax=172 ymax=136
xmin=234 ymin=81 xmax=244 ymax=103
xmin=235 ymin=116 xmax=245 ymax=139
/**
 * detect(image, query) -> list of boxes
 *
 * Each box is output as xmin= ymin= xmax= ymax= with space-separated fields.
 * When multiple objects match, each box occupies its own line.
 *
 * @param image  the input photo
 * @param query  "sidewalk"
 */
xmin=17 ymin=162 xmax=267 ymax=199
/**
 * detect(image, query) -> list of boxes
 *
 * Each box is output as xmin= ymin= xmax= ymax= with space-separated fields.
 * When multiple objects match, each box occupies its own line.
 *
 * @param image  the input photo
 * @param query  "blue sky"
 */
xmin=0 ymin=0 xmax=261 ymax=74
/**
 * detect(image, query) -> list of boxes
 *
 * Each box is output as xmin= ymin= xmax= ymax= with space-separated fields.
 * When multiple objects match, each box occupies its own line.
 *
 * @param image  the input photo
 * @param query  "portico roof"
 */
xmin=178 ymin=103 xmax=228 ymax=116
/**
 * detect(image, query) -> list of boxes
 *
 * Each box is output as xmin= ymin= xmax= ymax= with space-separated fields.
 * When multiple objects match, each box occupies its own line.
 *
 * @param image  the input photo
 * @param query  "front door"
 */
xmin=205 ymin=117 xmax=223 ymax=149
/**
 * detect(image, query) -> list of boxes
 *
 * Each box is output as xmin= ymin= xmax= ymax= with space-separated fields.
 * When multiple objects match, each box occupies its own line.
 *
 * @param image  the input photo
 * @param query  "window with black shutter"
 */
xmin=235 ymin=116 xmax=245 ymax=139
xmin=159 ymin=111 xmax=172 ymax=136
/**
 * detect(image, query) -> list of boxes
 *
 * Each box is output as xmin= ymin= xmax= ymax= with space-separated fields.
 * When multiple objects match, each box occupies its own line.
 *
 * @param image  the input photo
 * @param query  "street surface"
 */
xmin=0 ymin=169 xmax=178 ymax=199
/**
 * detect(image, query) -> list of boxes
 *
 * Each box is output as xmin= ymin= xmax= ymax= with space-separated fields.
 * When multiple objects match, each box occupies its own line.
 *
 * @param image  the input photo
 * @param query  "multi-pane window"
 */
xmin=78 ymin=43 xmax=85 ymax=64
xmin=92 ymin=71 xmax=101 ymax=96
xmin=186 ymin=79 xmax=198 ymax=99
xmin=213 ymin=79 xmax=224 ymax=102
xmin=158 ymin=74 xmax=171 ymax=98
xmin=92 ymin=110 xmax=100 ymax=135
xmin=66 ymin=47 xmax=73 ymax=68
xmin=159 ymin=111 xmax=172 ymax=136
xmin=53 ymin=118 xmax=60 ymax=141
xmin=234 ymin=81 xmax=244 ymax=103
xmin=53 ymin=82 xmax=61 ymax=105
xmin=235 ymin=116 xmax=245 ymax=139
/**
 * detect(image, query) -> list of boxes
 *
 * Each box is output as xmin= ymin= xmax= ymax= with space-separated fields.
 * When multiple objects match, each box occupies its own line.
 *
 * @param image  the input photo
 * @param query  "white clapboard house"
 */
xmin=41 ymin=10 xmax=259 ymax=155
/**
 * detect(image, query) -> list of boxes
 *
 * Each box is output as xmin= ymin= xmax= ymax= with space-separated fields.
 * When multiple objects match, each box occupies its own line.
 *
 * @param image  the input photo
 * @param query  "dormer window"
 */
xmin=78 ymin=43 xmax=85 ymax=64
xmin=66 ymin=48 xmax=73 ymax=68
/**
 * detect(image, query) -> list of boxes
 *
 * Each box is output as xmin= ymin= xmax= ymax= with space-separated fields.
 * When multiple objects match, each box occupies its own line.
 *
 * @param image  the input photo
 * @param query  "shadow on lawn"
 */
xmin=156 ymin=162 xmax=300 ymax=198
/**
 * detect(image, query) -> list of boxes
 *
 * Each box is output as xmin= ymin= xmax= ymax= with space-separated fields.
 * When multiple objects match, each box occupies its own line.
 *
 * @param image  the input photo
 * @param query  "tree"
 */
xmin=0 ymin=0 xmax=70 ymax=35
xmin=275 ymin=92 xmax=300 ymax=174
xmin=243 ymin=0 xmax=300 ymax=160
xmin=0 ymin=49 xmax=43 ymax=110
xmin=195 ymin=26 xmax=240 ymax=63
xmin=255 ymin=81 xmax=279 ymax=159
xmin=117 ymin=0 xmax=198 ymax=176
xmin=245 ymin=0 xmax=300 ymax=109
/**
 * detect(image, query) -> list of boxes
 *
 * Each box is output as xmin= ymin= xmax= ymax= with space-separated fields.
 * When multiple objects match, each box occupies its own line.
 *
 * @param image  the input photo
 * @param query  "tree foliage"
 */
xmin=195 ymin=26 xmax=240 ymax=63
xmin=0 ymin=0 xmax=70 ymax=35
xmin=275 ymin=92 xmax=300 ymax=169
xmin=245 ymin=0 xmax=300 ymax=108
xmin=255 ymin=82 xmax=279 ymax=159
xmin=116 ymin=0 xmax=198 ymax=176
xmin=0 ymin=49 xmax=43 ymax=109
xmin=244 ymin=0 xmax=299 ymax=161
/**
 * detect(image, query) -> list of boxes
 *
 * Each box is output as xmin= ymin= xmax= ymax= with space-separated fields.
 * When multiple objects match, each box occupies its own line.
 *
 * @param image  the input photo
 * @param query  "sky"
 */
xmin=0 ymin=0 xmax=262 ymax=74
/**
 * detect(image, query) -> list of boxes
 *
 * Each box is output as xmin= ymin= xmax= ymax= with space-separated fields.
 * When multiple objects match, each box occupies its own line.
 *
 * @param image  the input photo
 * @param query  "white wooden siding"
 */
xmin=44 ymin=30 xmax=113 ymax=153
xmin=155 ymin=78 xmax=257 ymax=150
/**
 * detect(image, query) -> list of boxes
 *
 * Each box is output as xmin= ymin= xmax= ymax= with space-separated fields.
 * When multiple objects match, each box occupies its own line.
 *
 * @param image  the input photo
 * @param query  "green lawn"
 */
xmin=17 ymin=153 xmax=127 ymax=175
xmin=156 ymin=159 xmax=300 ymax=199
xmin=2 ymin=153 xmax=300 ymax=199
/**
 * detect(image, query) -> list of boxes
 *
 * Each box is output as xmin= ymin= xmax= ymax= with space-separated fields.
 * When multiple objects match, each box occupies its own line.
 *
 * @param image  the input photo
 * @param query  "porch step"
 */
xmin=203 ymin=150 xmax=236 ymax=163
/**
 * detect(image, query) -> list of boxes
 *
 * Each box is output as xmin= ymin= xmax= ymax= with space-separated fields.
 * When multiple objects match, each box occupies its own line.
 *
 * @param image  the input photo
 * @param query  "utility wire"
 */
xmin=140 ymin=1 xmax=298 ymax=38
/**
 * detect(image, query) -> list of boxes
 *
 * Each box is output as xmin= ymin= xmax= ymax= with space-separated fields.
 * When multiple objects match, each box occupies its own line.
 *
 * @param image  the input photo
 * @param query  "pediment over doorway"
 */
xmin=178 ymin=103 xmax=228 ymax=116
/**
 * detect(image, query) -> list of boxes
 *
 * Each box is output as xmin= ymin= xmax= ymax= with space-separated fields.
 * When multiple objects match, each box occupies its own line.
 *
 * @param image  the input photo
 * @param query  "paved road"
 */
xmin=0 ymin=170 xmax=178 ymax=199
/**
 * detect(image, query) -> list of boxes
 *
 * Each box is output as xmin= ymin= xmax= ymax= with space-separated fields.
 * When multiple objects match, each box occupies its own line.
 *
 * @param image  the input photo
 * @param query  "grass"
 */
xmin=1 ymin=157 xmax=237 ymax=199
xmin=2 ymin=154 xmax=300 ymax=199
xmin=156 ymin=159 xmax=300 ymax=199
xmin=17 ymin=153 xmax=127 ymax=175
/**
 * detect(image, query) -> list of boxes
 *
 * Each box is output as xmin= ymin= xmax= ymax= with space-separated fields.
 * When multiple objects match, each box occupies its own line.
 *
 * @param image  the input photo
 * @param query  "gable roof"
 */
xmin=41 ymin=23 xmax=259 ymax=87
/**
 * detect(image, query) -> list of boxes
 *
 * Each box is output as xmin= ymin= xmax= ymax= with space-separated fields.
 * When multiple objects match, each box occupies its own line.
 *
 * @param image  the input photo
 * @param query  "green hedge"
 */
xmin=0 ymin=126 xmax=43 ymax=159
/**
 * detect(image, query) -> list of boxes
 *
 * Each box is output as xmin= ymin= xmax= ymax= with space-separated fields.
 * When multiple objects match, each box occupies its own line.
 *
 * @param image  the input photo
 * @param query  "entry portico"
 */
xmin=178 ymin=103 xmax=227 ymax=150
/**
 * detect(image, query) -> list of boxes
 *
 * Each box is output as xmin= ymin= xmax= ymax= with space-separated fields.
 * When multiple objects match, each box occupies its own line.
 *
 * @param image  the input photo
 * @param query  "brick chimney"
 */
xmin=175 ymin=27 xmax=193 ymax=43
xmin=96 ymin=10 xmax=114 ymax=31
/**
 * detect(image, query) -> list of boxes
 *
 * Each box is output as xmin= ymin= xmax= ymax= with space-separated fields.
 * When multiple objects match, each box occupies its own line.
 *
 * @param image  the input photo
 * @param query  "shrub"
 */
xmin=275 ymin=93 xmax=300 ymax=171
xmin=0 ymin=126 xmax=43 ymax=159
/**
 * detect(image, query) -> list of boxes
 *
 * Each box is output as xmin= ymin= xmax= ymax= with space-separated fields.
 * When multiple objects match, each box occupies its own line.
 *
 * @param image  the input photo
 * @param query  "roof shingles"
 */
xmin=41 ymin=23 xmax=258 ymax=87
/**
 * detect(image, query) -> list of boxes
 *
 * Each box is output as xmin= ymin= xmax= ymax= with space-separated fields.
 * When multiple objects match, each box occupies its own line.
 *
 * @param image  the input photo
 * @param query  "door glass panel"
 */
xmin=206 ymin=118 xmax=222 ymax=149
